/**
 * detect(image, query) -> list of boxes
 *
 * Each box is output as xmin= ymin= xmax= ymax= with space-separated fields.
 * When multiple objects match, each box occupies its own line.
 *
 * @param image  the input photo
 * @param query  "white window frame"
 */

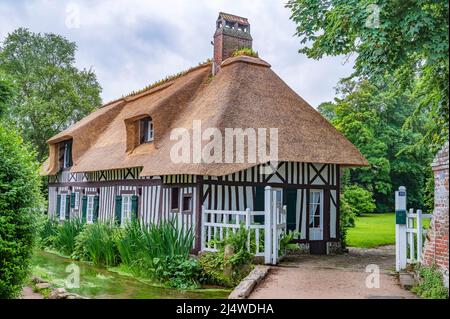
xmin=121 ymin=195 xmax=133 ymax=226
xmin=74 ymin=192 xmax=80 ymax=210
xmin=309 ymin=190 xmax=324 ymax=241
xmin=86 ymin=195 xmax=95 ymax=224
xmin=147 ymin=120 xmax=154 ymax=142
xmin=60 ymin=195 xmax=67 ymax=220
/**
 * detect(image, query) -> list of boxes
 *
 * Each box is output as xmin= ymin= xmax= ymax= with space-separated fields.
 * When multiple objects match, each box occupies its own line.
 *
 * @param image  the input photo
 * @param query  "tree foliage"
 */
xmin=319 ymin=77 xmax=433 ymax=212
xmin=287 ymin=0 xmax=449 ymax=150
xmin=0 ymin=28 xmax=102 ymax=160
xmin=0 ymin=119 xmax=43 ymax=298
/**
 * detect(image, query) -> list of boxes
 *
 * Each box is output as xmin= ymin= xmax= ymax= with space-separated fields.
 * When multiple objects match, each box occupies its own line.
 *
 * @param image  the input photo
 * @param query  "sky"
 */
xmin=0 ymin=0 xmax=356 ymax=107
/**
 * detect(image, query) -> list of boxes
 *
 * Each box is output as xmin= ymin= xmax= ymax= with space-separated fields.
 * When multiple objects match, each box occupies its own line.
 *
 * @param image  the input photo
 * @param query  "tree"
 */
xmin=0 ymin=28 xmax=102 ymax=160
xmin=287 ymin=0 xmax=449 ymax=150
xmin=0 ymin=75 xmax=43 ymax=298
xmin=0 ymin=71 xmax=13 ymax=119
xmin=319 ymin=77 xmax=433 ymax=212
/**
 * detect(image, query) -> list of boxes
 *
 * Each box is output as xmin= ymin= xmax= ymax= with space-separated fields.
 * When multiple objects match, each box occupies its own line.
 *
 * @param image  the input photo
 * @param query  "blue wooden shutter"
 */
xmin=65 ymin=195 xmax=70 ymax=220
xmin=115 ymin=196 xmax=122 ymax=225
xmin=70 ymin=192 xmax=76 ymax=208
xmin=82 ymin=195 xmax=88 ymax=223
xmin=93 ymin=196 xmax=99 ymax=222
xmin=131 ymin=195 xmax=138 ymax=222
xmin=56 ymin=194 xmax=61 ymax=219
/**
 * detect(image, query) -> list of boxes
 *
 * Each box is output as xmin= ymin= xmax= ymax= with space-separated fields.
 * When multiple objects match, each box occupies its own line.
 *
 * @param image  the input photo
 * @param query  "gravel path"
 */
xmin=21 ymin=286 xmax=44 ymax=299
xmin=249 ymin=245 xmax=418 ymax=299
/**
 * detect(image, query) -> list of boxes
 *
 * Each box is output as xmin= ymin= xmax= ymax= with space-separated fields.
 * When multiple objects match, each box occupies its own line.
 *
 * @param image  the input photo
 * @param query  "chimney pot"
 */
xmin=213 ymin=12 xmax=252 ymax=74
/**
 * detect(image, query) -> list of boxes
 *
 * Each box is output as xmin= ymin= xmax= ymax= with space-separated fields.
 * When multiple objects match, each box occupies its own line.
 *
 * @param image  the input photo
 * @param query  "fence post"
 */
xmin=245 ymin=208 xmax=251 ymax=251
xmin=395 ymin=186 xmax=407 ymax=271
xmin=408 ymin=208 xmax=415 ymax=262
xmin=201 ymin=205 xmax=206 ymax=252
xmin=264 ymin=186 xmax=272 ymax=264
xmin=416 ymin=209 xmax=423 ymax=262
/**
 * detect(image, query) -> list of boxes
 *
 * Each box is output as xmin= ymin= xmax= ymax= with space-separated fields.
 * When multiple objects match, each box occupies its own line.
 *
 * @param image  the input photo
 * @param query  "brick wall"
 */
xmin=422 ymin=142 xmax=449 ymax=287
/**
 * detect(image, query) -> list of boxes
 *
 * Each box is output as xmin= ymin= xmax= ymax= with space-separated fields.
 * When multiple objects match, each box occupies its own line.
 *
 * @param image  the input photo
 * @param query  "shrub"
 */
xmin=412 ymin=265 xmax=449 ymax=299
xmin=340 ymin=184 xmax=375 ymax=248
xmin=0 ymin=124 xmax=43 ymax=298
xmin=36 ymin=214 xmax=59 ymax=249
xmin=232 ymin=47 xmax=258 ymax=58
xmin=73 ymin=223 xmax=119 ymax=267
xmin=151 ymin=255 xmax=201 ymax=290
xmin=53 ymin=218 xmax=84 ymax=256
xmin=199 ymin=226 xmax=254 ymax=287
xmin=341 ymin=185 xmax=376 ymax=217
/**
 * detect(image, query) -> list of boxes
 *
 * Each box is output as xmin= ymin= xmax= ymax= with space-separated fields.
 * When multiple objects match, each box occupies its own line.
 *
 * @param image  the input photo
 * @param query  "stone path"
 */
xmin=21 ymin=286 xmax=44 ymax=299
xmin=249 ymin=245 xmax=418 ymax=299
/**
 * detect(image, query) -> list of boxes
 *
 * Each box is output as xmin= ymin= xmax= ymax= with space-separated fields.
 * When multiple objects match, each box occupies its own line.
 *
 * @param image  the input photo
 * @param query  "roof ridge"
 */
xmin=101 ymin=59 xmax=212 ymax=108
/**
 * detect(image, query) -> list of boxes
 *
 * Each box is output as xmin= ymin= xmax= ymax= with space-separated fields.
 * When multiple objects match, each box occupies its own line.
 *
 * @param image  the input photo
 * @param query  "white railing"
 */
xmin=406 ymin=208 xmax=432 ymax=263
xmin=201 ymin=208 xmax=266 ymax=256
xmin=395 ymin=186 xmax=432 ymax=271
xmin=200 ymin=186 xmax=287 ymax=265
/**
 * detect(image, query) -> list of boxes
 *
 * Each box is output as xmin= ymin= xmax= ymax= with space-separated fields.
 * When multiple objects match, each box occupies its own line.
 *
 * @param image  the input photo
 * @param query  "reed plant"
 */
xmin=53 ymin=218 xmax=84 ymax=256
xmin=73 ymin=222 xmax=119 ymax=267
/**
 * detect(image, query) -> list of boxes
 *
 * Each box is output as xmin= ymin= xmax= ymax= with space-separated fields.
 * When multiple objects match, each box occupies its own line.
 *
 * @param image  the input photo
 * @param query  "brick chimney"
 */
xmin=213 ymin=12 xmax=252 ymax=74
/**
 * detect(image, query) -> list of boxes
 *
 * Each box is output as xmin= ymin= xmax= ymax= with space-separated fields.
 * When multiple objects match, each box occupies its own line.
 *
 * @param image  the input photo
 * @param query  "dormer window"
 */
xmin=59 ymin=139 xmax=73 ymax=169
xmin=139 ymin=117 xmax=154 ymax=144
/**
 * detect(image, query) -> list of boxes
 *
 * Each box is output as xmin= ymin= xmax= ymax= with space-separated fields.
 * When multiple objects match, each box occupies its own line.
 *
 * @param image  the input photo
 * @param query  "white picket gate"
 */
xmin=200 ymin=186 xmax=287 ymax=265
xmin=395 ymin=186 xmax=432 ymax=271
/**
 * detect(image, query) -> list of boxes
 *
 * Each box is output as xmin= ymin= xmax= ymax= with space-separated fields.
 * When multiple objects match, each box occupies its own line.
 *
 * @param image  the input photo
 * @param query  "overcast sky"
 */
xmin=0 ymin=0 xmax=355 ymax=107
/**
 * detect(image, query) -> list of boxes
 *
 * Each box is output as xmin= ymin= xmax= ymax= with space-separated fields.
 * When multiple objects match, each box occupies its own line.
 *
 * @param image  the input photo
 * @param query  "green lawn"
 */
xmin=347 ymin=213 xmax=430 ymax=248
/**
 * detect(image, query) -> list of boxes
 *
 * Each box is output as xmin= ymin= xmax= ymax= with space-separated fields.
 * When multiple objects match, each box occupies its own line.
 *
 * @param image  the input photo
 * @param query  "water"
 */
xmin=31 ymin=250 xmax=230 ymax=299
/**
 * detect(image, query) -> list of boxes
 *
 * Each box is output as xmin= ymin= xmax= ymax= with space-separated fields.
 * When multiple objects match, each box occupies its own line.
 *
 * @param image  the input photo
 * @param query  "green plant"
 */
xmin=0 ymin=123 xmax=43 ymax=298
xmin=340 ymin=184 xmax=375 ymax=249
xmin=151 ymin=255 xmax=201 ymax=290
xmin=72 ymin=223 xmax=119 ymax=267
xmin=199 ymin=225 xmax=254 ymax=287
xmin=232 ymin=47 xmax=258 ymax=58
xmin=53 ymin=218 xmax=84 ymax=256
xmin=279 ymin=230 xmax=301 ymax=254
xmin=114 ymin=219 xmax=198 ymax=288
xmin=412 ymin=265 xmax=449 ymax=299
xmin=36 ymin=215 xmax=59 ymax=249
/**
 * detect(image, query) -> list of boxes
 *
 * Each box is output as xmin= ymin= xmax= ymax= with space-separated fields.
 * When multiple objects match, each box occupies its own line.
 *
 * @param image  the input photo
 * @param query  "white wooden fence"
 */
xmin=201 ymin=186 xmax=287 ymax=264
xmin=395 ymin=186 xmax=432 ymax=271
xmin=406 ymin=208 xmax=432 ymax=264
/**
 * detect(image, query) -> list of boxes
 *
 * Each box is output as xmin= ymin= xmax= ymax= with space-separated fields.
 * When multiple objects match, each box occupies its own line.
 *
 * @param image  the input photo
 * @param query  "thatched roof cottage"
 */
xmin=42 ymin=12 xmax=367 ymax=255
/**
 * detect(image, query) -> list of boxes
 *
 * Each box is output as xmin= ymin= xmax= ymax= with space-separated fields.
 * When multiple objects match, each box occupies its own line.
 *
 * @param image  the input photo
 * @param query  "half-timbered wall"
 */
xmin=48 ymin=162 xmax=339 ymax=246
xmin=201 ymin=162 xmax=339 ymax=241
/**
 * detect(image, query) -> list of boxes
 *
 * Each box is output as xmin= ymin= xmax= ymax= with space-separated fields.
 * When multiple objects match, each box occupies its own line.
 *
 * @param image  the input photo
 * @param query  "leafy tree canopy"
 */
xmin=318 ymin=77 xmax=434 ymax=211
xmin=287 ymin=0 xmax=449 ymax=150
xmin=0 ymin=28 xmax=102 ymax=160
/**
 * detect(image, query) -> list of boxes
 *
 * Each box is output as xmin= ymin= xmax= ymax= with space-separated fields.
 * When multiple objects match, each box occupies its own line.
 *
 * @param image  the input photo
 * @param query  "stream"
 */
xmin=31 ymin=250 xmax=230 ymax=299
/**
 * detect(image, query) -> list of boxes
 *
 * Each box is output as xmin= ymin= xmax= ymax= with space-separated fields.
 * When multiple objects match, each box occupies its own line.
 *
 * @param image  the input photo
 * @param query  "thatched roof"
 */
xmin=42 ymin=56 xmax=368 ymax=177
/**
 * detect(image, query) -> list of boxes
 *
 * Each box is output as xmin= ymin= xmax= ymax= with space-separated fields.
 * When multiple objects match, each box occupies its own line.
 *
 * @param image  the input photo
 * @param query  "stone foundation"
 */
xmin=326 ymin=241 xmax=342 ymax=255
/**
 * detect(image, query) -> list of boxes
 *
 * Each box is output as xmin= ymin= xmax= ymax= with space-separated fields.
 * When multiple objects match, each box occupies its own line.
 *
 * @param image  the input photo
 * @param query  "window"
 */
xmin=60 ymin=195 xmax=66 ymax=220
xmin=139 ymin=117 xmax=154 ymax=144
xmin=309 ymin=190 xmax=322 ymax=228
xmin=74 ymin=192 xmax=80 ymax=210
xmin=171 ymin=188 xmax=180 ymax=211
xmin=182 ymin=194 xmax=192 ymax=212
xmin=86 ymin=195 xmax=95 ymax=224
xmin=59 ymin=140 xmax=73 ymax=169
xmin=121 ymin=195 xmax=132 ymax=226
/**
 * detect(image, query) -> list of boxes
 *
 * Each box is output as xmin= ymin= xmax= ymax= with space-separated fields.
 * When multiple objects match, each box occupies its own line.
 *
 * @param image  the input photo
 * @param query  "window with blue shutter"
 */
xmin=115 ymin=195 xmax=122 ymax=225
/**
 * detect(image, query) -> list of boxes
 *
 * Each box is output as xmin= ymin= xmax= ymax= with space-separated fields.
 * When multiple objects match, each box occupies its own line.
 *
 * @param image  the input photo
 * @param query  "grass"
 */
xmin=347 ymin=213 xmax=430 ymax=248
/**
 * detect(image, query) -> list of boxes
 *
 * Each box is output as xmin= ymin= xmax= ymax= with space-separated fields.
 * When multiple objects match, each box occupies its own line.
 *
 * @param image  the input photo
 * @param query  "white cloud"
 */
xmin=0 ymin=0 xmax=355 ymax=107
